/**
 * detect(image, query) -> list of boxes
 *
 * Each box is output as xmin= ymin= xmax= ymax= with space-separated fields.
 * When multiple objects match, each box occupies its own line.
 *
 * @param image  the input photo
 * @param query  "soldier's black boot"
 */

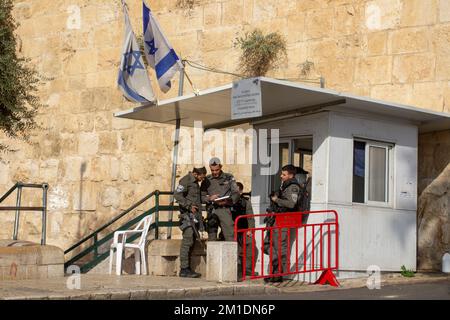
xmin=270 ymin=276 xmax=283 ymax=283
xmin=180 ymin=268 xmax=201 ymax=278
xmin=263 ymin=277 xmax=272 ymax=283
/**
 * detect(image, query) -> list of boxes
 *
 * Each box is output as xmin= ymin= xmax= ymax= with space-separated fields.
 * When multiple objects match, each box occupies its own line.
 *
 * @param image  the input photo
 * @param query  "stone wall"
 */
xmin=0 ymin=0 xmax=449 ymax=267
xmin=418 ymin=129 xmax=450 ymax=271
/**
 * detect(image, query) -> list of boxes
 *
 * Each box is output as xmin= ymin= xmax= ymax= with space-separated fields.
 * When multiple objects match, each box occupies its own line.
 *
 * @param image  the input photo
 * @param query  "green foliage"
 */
xmin=176 ymin=0 xmax=197 ymax=11
xmin=300 ymin=60 xmax=315 ymax=77
xmin=0 ymin=0 xmax=43 ymax=152
xmin=234 ymin=29 xmax=287 ymax=77
xmin=400 ymin=265 xmax=415 ymax=277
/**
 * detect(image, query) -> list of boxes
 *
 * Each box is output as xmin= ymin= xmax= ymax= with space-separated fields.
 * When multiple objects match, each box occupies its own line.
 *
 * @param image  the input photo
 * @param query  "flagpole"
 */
xmin=167 ymin=61 xmax=185 ymax=239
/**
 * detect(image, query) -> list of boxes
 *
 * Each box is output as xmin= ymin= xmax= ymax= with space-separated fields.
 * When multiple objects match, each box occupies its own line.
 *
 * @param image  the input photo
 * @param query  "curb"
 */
xmin=1 ymin=283 xmax=275 ymax=300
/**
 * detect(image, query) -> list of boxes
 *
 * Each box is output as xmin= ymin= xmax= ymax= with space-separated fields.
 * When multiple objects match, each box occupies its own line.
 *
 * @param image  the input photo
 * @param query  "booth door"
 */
xmin=269 ymin=137 xmax=313 ymax=196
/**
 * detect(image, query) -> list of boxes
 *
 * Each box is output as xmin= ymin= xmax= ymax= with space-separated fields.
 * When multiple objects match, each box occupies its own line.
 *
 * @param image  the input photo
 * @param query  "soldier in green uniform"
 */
xmin=233 ymin=182 xmax=259 ymax=279
xmin=265 ymin=164 xmax=300 ymax=283
xmin=174 ymin=167 xmax=207 ymax=278
xmin=201 ymin=158 xmax=240 ymax=241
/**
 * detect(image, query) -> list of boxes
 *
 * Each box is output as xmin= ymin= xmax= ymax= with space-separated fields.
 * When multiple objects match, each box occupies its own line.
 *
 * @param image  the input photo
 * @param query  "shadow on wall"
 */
xmin=417 ymin=130 xmax=450 ymax=271
xmin=76 ymin=162 xmax=87 ymax=241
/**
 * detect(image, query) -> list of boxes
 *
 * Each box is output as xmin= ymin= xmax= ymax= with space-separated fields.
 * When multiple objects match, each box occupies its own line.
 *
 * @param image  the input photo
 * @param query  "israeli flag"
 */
xmin=143 ymin=1 xmax=183 ymax=93
xmin=118 ymin=3 xmax=155 ymax=104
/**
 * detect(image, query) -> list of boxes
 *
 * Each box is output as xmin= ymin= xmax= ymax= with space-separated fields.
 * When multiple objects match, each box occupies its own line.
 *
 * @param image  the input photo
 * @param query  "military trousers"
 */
xmin=238 ymin=233 xmax=259 ymax=276
xmin=214 ymin=207 xmax=235 ymax=241
xmin=180 ymin=227 xmax=196 ymax=269
xmin=268 ymin=228 xmax=289 ymax=275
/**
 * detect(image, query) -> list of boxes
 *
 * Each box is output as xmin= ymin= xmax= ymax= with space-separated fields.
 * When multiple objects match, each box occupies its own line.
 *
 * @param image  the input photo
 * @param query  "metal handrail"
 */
xmin=0 ymin=182 xmax=49 ymax=245
xmin=64 ymin=190 xmax=159 ymax=254
xmin=64 ymin=190 xmax=182 ymax=272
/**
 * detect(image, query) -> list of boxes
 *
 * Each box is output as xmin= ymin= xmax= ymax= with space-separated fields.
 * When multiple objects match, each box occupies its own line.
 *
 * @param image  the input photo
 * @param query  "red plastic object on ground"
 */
xmin=314 ymin=269 xmax=340 ymax=287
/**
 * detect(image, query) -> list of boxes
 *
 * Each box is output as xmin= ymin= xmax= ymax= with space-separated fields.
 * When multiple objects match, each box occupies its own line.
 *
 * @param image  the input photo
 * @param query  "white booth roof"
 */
xmin=114 ymin=77 xmax=450 ymax=133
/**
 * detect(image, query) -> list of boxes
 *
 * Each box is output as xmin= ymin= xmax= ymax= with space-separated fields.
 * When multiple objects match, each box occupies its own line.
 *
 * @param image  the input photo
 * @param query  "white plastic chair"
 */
xmin=109 ymin=215 xmax=153 ymax=276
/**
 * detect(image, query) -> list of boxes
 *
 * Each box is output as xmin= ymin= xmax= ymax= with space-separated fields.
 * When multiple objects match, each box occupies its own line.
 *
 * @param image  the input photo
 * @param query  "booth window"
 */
xmin=353 ymin=139 xmax=393 ymax=204
xmin=269 ymin=137 xmax=313 ymax=195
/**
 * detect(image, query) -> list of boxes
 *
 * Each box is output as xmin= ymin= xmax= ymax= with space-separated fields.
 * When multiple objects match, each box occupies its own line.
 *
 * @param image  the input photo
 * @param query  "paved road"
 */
xmin=187 ymin=281 xmax=450 ymax=300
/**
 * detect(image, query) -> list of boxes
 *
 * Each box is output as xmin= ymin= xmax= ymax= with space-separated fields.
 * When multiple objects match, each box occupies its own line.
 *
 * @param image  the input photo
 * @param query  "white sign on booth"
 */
xmin=231 ymin=78 xmax=262 ymax=120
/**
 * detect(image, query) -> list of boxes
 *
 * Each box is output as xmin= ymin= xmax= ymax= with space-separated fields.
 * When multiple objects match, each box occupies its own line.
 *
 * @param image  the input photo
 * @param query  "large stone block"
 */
xmin=171 ymin=32 xmax=201 ymax=60
xmin=199 ymin=27 xmax=238 ymax=52
xmin=253 ymin=0 xmax=277 ymax=21
xmin=436 ymin=55 xmax=450 ymax=80
xmin=432 ymin=24 xmax=450 ymax=56
xmin=222 ymin=1 xmax=243 ymax=26
xmin=63 ymin=156 xmax=90 ymax=182
xmin=48 ymin=185 xmax=70 ymax=211
xmin=336 ymin=34 xmax=365 ymax=58
xmin=366 ymin=31 xmax=387 ymax=56
xmin=177 ymin=6 xmax=203 ymax=33
xmin=91 ymin=156 xmax=111 ymax=182
xmin=315 ymin=57 xmax=355 ymax=87
xmin=77 ymin=114 xmax=94 ymax=134
xmin=64 ymin=49 xmax=99 ymax=76
xmin=411 ymin=82 xmax=444 ymax=112
xmin=101 ymin=186 xmax=121 ymax=209
xmin=389 ymin=27 xmax=430 ymax=54
xmin=72 ymin=181 xmax=98 ymax=211
xmin=206 ymin=241 xmax=237 ymax=283
xmin=39 ymin=159 xmax=60 ymax=183
xmin=370 ymin=83 xmax=412 ymax=105
xmin=355 ymin=56 xmax=392 ymax=85
xmin=440 ymin=0 xmax=450 ymax=22
xmin=364 ymin=0 xmax=401 ymax=31
xmin=0 ymin=241 xmax=64 ymax=281
xmin=400 ymin=0 xmax=437 ymax=27
xmin=305 ymin=8 xmax=334 ymax=40
xmin=287 ymin=13 xmax=306 ymax=44
xmin=146 ymin=240 xmax=206 ymax=277
xmin=0 ymin=161 xmax=9 ymax=185
xmin=78 ymin=132 xmax=99 ymax=156
xmin=333 ymin=4 xmax=360 ymax=37
xmin=393 ymin=53 xmax=435 ymax=83
xmin=98 ymin=132 xmax=119 ymax=155
xmin=296 ymin=0 xmax=328 ymax=12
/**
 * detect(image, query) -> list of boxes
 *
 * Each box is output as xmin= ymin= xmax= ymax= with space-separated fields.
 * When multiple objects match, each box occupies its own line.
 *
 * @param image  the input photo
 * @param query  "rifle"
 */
xmin=299 ymin=177 xmax=311 ymax=211
xmin=188 ymin=212 xmax=201 ymax=239
xmin=264 ymin=191 xmax=280 ymax=226
xmin=187 ymin=211 xmax=207 ymax=248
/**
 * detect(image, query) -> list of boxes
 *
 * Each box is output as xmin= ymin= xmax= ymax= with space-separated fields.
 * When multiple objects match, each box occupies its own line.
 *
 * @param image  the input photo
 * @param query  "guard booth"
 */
xmin=116 ymin=77 xmax=450 ymax=278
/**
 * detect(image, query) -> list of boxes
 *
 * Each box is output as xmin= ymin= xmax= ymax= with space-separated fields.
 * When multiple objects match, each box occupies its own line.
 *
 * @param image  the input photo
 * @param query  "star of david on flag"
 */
xmin=143 ymin=1 xmax=183 ymax=93
xmin=117 ymin=2 xmax=155 ymax=104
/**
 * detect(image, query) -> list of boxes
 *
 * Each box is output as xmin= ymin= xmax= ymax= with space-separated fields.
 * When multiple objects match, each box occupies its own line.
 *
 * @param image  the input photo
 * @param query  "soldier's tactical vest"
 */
xmin=276 ymin=178 xmax=301 ymax=213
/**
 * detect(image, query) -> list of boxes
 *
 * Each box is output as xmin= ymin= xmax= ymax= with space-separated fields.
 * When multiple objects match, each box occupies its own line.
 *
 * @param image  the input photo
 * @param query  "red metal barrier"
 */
xmin=234 ymin=210 xmax=340 ymax=287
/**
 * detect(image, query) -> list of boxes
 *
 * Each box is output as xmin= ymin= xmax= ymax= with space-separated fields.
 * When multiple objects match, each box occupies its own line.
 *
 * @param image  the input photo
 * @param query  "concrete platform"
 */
xmin=0 ymin=240 xmax=64 ymax=281
xmin=147 ymin=239 xmax=206 ymax=277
